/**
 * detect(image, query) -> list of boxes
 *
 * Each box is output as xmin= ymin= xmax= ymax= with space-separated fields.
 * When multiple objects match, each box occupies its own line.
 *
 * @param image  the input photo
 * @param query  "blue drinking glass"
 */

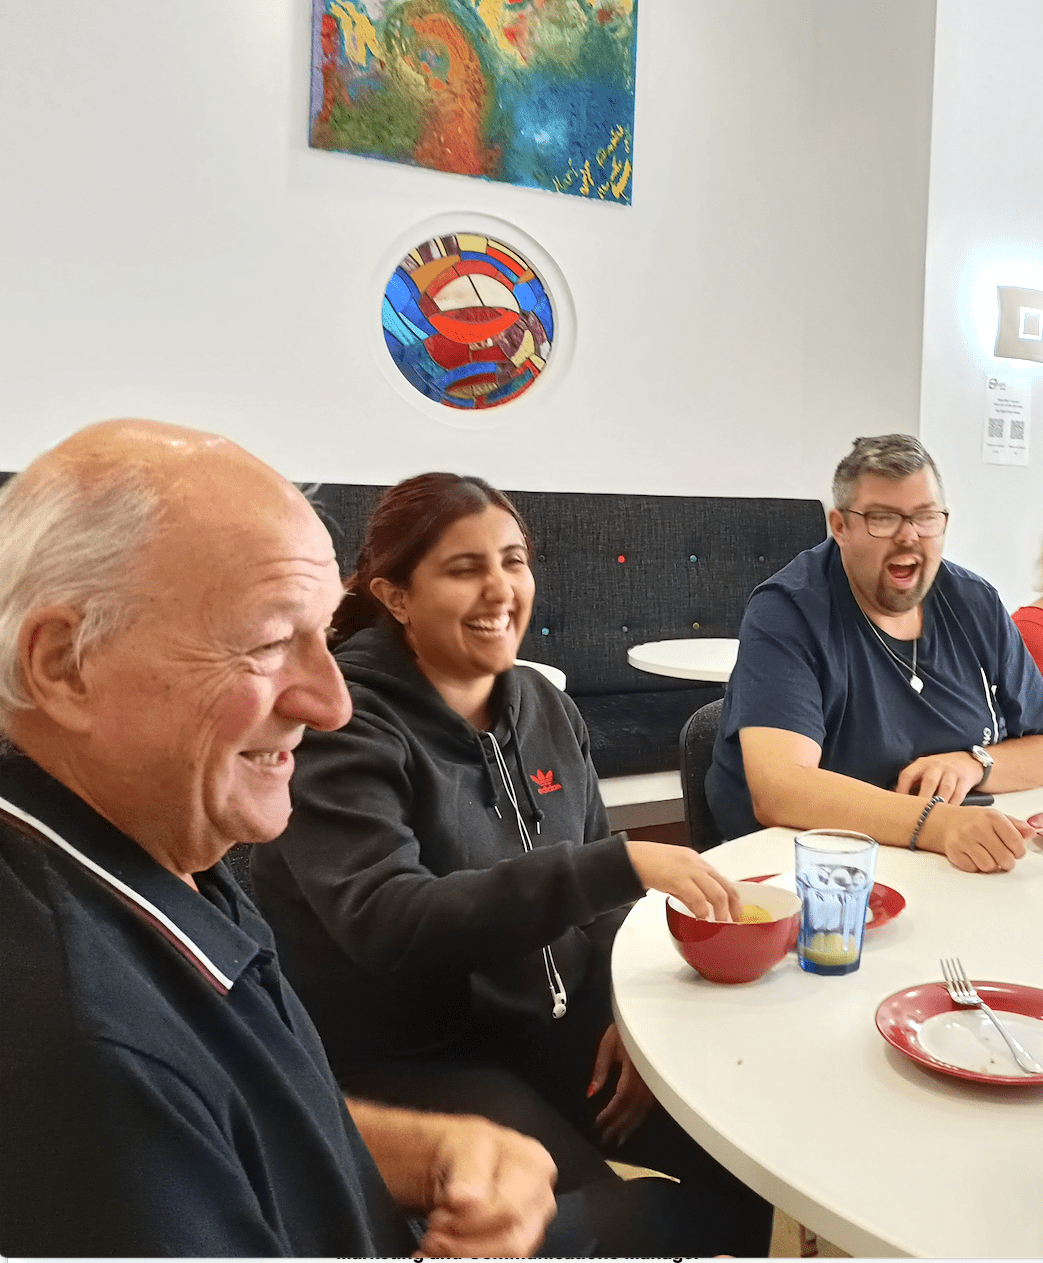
xmin=795 ymin=831 xmax=878 ymax=975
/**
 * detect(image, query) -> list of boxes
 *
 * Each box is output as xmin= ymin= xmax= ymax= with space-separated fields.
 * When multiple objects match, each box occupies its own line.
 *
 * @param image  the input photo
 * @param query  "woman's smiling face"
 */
xmin=378 ymin=506 xmax=535 ymax=687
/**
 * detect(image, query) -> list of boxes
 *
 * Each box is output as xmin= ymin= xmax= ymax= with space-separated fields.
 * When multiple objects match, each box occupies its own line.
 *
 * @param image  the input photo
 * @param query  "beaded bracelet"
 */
xmin=909 ymin=794 xmax=945 ymax=850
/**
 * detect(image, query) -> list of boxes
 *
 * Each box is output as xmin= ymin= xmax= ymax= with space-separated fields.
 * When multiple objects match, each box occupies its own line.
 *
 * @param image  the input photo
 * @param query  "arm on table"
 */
xmin=896 ymin=734 xmax=1043 ymax=800
xmin=740 ymin=726 xmax=1035 ymax=873
xmin=346 ymin=1099 xmax=557 ymax=1259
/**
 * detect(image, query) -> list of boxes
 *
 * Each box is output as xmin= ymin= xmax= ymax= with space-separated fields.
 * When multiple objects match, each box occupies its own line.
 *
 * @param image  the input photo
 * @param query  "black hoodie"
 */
xmin=251 ymin=619 xmax=644 ymax=1075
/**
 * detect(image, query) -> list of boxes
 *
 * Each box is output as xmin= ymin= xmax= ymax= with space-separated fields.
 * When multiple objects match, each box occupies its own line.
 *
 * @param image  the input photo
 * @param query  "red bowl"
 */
xmin=666 ymin=881 xmax=801 ymax=984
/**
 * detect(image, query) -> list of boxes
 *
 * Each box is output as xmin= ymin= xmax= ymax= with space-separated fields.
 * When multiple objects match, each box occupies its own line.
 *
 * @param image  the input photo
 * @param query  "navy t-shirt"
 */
xmin=706 ymin=539 xmax=1043 ymax=840
xmin=0 ymin=752 xmax=419 ymax=1258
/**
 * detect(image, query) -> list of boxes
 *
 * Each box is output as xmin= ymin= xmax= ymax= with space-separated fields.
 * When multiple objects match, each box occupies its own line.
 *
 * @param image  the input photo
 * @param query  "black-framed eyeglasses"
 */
xmin=843 ymin=509 xmax=949 ymax=538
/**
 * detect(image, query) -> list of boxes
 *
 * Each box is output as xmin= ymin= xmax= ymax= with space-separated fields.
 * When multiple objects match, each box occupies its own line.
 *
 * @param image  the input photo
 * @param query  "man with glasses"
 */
xmin=706 ymin=434 xmax=1043 ymax=871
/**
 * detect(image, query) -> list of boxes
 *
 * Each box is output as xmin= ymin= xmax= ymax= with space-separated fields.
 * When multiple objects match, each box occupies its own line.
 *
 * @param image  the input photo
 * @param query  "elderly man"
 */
xmin=706 ymin=433 xmax=1043 ymax=871
xmin=0 ymin=420 xmax=569 ymax=1257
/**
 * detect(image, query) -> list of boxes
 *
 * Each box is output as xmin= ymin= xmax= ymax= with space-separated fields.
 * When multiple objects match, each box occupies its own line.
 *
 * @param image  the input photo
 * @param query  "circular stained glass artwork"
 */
xmin=381 ymin=232 xmax=554 ymax=411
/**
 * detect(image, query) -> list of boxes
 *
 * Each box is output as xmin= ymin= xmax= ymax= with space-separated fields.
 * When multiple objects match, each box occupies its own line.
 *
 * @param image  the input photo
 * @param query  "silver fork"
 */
xmin=940 ymin=957 xmax=1043 ymax=1075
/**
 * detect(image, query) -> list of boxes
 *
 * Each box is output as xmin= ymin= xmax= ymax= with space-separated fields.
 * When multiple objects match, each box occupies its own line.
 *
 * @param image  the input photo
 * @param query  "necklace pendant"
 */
xmin=910 ymin=674 xmax=924 ymax=694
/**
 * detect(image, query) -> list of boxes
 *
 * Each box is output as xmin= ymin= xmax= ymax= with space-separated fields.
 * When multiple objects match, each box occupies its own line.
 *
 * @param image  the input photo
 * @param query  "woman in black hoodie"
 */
xmin=251 ymin=474 xmax=773 ymax=1256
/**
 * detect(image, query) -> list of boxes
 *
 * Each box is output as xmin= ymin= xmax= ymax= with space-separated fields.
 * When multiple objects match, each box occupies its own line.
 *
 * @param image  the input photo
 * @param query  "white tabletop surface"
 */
xmin=612 ymin=786 xmax=1043 ymax=1259
xmin=627 ymin=637 xmax=738 ymax=681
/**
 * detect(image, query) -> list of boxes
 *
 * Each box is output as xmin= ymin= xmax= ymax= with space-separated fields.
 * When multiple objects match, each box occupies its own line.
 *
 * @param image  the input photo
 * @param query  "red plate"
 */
xmin=743 ymin=873 xmax=905 ymax=930
xmin=875 ymin=982 xmax=1043 ymax=1086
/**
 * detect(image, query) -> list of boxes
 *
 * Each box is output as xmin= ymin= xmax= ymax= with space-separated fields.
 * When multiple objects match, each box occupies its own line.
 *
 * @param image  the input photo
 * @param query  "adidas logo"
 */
xmin=530 ymin=768 xmax=562 ymax=794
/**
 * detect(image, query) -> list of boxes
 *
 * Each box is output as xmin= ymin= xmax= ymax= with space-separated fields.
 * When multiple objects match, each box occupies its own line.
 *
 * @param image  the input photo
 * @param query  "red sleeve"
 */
xmin=1011 ymin=606 xmax=1043 ymax=675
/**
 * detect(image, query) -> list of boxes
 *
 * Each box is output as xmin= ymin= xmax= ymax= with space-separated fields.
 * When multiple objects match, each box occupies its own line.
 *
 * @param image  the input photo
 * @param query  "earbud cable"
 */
xmin=484 ymin=732 xmax=567 ymax=1019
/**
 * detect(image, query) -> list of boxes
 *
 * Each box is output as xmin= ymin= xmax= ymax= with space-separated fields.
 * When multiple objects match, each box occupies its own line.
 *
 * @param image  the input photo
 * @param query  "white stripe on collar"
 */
xmin=0 ymin=792 xmax=234 ymax=992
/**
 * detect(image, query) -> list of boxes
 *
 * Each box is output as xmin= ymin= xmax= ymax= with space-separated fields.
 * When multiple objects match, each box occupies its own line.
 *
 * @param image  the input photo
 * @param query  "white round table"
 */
xmin=612 ymin=786 xmax=1043 ymax=1259
xmin=627 ymin=637 xmax=738 ymax=682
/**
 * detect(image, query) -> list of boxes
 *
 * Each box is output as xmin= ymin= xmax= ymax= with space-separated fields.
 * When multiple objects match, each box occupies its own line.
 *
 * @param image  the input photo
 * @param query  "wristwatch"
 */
xmin=969 ymin=745 xmax=994 ymax=787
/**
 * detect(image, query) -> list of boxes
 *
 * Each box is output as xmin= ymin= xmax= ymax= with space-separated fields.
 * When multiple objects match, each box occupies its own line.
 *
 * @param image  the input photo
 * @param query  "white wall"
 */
xmin=0 ymin=1 xmax=934 ymax=510
xmin=921 ymin=0 xmax=1043 ymax=609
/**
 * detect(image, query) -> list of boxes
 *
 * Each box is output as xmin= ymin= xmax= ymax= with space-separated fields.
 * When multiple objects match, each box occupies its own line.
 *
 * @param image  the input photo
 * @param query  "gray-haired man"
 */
xmin=707 ymin=434 xmax=1043 ymax=870
xmin=0 ymin=420 xmax=563 ymax=1257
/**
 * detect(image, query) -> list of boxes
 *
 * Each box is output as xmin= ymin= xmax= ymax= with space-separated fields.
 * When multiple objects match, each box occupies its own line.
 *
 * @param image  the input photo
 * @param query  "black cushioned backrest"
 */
xmin=303 ymin=482 xmax=388 ymax=568
xmin=270 ymin=484 xmax=827 ymax=699
xmin=679 ymin=699 xmax=725 ymax=852
xmin=504 ymin=491 xmax=824 ymax=696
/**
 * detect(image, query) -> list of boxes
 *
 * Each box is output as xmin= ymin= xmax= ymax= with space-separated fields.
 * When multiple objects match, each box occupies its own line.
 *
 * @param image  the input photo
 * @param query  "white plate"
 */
xmin=916 ymin=1009 xmax=1043 ymax=1078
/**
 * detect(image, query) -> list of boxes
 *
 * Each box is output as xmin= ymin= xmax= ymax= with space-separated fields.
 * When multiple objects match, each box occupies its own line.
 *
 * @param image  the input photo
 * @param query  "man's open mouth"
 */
xmin=886 ymin=558 xmax=920 ymax=585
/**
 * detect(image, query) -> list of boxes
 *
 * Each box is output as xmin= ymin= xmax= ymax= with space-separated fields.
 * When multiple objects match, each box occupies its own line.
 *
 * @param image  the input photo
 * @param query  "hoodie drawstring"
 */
xmin=481 ymin=729 xmax=567 ymax=1020
xmin=474 ymin=732 xmax=503 ymax=817
xmin=508 ymin=713 xmax=544 ymax=835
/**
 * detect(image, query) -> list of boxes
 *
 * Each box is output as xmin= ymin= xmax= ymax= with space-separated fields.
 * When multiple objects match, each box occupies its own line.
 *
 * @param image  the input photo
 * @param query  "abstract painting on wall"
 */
xmin=311 ymin=0 xmax=637 ymax=203
xmin=383 ymin=231 xmax=554 ymax=408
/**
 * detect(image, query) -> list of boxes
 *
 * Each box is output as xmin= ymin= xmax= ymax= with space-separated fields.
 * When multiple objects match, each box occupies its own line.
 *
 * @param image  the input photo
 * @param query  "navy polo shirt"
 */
xmin=706 ymin=539 xmax=1043 ymax=840
xmin=0 ymin=751 xmax=418 ymax=1258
